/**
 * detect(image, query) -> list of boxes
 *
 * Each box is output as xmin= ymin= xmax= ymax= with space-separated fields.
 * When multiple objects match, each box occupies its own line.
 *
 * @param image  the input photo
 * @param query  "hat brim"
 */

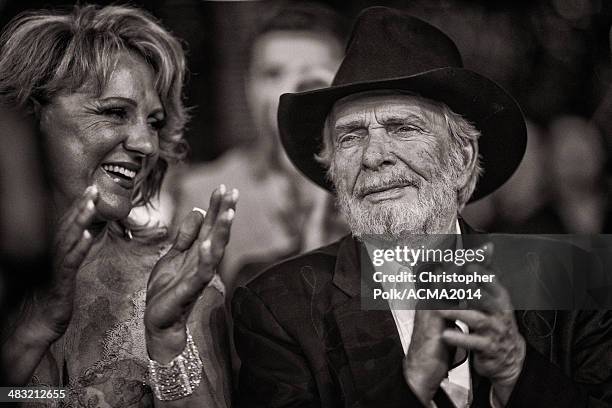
xmin=278 ymin=67 xmax=527 ymax=202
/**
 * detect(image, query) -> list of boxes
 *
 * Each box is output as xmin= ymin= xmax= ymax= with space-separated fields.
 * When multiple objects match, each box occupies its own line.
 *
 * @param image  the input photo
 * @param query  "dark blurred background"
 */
xmin=1 ymin=0 xmax=611 ymax=233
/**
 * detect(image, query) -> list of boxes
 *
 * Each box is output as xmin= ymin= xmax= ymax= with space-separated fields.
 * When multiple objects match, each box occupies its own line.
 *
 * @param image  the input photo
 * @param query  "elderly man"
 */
xmin=232 ymin=7 xmax=612 ymax=408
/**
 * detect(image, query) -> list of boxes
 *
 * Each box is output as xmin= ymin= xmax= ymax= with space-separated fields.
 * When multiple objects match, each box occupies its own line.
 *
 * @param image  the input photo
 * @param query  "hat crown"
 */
xmin=333 ymin=7 xmax=463 ymax=86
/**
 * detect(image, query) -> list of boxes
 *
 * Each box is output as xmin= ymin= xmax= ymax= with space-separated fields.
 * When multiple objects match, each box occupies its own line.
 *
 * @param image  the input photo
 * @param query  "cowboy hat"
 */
xmin=277 ymin=6 xmax=526 ymax=202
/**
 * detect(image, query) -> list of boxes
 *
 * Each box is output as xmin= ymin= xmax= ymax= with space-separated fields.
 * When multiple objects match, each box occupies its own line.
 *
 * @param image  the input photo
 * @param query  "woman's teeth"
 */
xmin=102 ymin=164 xmax=136 ymax=179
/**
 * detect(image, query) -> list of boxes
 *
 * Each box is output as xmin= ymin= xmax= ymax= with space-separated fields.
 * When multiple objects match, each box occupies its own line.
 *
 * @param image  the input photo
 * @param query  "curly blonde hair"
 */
xmin=0 ymin=4 xmax=188 ymax=207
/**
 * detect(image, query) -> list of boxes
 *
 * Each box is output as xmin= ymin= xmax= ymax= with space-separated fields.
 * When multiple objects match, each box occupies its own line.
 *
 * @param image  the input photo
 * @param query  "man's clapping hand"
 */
xmin=403 ymin=309 xmax=452 ymax=405
xmin=438 ymin=277 xmax=526 ymax=406
xmin=404 ymin=243 xmax=526 ymax=407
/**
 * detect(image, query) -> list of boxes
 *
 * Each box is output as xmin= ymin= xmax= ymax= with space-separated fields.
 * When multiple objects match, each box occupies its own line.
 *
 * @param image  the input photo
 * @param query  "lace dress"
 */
xmin=28 ymin=229 xmax=230 ymax=407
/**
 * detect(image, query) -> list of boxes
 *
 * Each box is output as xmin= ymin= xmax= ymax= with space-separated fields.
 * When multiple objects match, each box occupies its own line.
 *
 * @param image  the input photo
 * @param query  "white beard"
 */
xmin=331 ymin=166 xmax=458 ymax=241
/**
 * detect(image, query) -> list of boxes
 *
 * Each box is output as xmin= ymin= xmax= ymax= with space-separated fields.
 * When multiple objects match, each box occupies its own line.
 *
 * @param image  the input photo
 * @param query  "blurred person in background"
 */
xmin=0 ymin=5 xmax=236 ymax=406
xmin=174 ymin=1 xmax=349 ymax=290
xmin=592 ymin=24 xmax=612 ymax=232
xmin=549 ymin=116 xmax=608 ymax=234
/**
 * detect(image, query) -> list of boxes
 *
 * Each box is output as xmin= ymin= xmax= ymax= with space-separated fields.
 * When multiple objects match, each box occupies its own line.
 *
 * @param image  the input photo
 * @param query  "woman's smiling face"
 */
xmin=39 ymin=52 xmax=165 ymax=221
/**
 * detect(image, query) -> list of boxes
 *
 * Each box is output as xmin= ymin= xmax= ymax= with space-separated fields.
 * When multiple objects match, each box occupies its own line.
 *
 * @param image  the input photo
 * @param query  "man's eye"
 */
xmin=337 ymin=133 xmax=362 ymax=147
xmin=395 ymin=125 xmax=420 ymax=133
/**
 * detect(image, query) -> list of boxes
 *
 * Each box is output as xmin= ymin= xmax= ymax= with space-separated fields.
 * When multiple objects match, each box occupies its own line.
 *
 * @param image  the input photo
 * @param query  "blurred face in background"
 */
xmin=247 ymin=30 xmax=343 ymax=167
xmin=39 ymin=53 xmax=163 ymax=222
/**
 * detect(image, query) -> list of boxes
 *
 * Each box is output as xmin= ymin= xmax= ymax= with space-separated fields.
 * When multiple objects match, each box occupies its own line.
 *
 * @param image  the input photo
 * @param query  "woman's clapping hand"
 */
xmin=2 ymin=185 xmax=98 ymax=385
xmin=32 ymin=185 xmax=99 ymax=343
xmin=144 ymin=185 xmax=238 ymax=362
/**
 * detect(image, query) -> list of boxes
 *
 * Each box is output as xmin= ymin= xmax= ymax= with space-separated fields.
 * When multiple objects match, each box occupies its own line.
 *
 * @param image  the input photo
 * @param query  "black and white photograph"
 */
xmin=0 ymin=0 xmax=611 ymax=407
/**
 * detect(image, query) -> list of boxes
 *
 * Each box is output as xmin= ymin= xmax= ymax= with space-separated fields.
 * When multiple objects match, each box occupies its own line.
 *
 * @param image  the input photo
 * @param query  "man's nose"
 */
xmin=361 ymin=130 xmax=395 ymax=170
xmin=124 ymin=121 xmax=157 ymax=157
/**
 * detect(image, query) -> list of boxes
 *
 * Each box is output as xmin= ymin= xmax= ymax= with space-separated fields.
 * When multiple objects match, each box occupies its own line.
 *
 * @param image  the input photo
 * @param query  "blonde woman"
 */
xmin=0 ymin=5 xmax=235 ymax=407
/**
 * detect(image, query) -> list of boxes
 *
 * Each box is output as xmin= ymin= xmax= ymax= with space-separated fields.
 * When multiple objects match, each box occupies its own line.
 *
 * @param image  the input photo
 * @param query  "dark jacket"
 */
xmin=232 ymin=227 xmax=612 ymax=407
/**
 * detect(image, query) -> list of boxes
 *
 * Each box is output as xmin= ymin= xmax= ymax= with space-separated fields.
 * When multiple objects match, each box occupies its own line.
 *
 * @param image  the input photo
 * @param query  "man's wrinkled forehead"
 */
xmin=327 ymin=90 xmax=446 ymax=130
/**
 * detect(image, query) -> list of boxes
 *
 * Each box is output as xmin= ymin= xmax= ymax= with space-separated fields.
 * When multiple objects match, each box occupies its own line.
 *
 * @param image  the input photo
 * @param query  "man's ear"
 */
xmin=455 ymin=137 xmax=478 ymax=189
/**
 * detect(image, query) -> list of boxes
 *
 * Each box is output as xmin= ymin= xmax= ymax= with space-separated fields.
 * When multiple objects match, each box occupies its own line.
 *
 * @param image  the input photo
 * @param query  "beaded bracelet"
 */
xmin=148 ymin=327 xmax=203 ymax=401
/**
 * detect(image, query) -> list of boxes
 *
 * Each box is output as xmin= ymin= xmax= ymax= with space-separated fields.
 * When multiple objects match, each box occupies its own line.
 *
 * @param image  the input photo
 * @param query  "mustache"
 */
xmin=355 ymin=174 xmax=422 ymax=198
